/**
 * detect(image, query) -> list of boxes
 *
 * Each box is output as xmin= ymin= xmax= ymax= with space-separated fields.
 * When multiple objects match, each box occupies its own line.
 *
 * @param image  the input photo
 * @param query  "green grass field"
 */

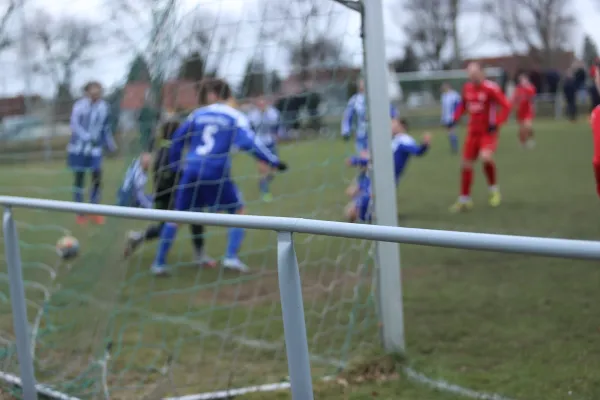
xmin=0 ymin=118 xmax=599 ymax=400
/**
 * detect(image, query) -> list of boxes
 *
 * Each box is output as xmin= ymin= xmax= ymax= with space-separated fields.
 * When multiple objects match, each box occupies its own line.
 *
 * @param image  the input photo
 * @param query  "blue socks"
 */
xmin=226 ymin=227 xmax=245 ymax=259
xmin=259 ymin=174 xmax=274 ymax=194
xmin=154 ymin=223 xmax=178 ymax=266
xmin=74 ymin=188 xmax=84 ymax=203
xmin=449 ymin=129 xmax=458 ymax=153
xmin=90 ymin=185 xmax=101 ymax=204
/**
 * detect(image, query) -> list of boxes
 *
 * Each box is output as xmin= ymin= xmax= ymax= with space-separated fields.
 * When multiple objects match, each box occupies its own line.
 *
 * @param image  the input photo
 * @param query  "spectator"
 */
xmin=589 ymin=58 xmax=600 ymax=110
xmin=305 ymin=91 xmax=322 ymax=131
xmin=563 ymin=68 xmax=578 ymax=122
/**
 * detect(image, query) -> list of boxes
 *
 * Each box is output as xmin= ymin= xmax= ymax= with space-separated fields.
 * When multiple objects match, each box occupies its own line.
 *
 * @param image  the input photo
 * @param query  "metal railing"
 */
xmin=2 ymin=196 xmax=600 ymax=399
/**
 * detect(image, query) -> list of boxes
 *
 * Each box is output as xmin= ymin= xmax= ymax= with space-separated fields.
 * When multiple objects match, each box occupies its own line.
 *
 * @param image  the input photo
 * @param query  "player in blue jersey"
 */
xmin=68 ymin=81 xmax=117 ymax=225
xmin=117 ymin=152 xmax=153 ymax=208
xmin=345 ymin=118 xmax=431 ymax=222
xmin=440 ymin=83 xmax=461 ymax=153
xmin=151 ymin=79 xmax=287 ymax=276
xmin=247 ymin=95 xmax=284 ymax=202
xmin=341 ymin=78 xmax=398 ymax=153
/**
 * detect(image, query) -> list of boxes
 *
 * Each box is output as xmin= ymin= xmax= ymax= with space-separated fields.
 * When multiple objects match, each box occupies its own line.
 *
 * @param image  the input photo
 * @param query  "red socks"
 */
xmin=461 ymin=168 xmax=473 ymax=197
xmin=483 ymin=161 xmax=497 ymax=187
xmin=461 ymin=162 xmax=497 ymax=198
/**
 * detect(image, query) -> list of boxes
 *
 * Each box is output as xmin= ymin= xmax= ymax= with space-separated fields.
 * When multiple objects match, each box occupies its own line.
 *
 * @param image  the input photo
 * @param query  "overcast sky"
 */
xmin=0 ymin=0 xmax=599 ymax=97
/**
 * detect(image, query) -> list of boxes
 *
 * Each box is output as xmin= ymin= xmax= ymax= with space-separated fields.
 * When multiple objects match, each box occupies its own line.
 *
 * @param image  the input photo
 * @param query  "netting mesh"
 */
xmin=0 ymin=0 xmax=381 ymax=398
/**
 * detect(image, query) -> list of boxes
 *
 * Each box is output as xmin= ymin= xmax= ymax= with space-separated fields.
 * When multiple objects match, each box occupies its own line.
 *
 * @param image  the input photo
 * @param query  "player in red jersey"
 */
xmin=590 ymin=67 xmax=600 ymax=198
xmin=448 ymin=62 xmax=511 ymax=213
xmin=512 ymin=72 xmax=537 ymax=149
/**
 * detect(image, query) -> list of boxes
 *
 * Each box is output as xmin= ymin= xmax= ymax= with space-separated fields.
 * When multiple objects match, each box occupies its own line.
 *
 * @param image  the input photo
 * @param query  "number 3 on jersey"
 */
xmin=195 ymin=125 xmax=218 ymax=155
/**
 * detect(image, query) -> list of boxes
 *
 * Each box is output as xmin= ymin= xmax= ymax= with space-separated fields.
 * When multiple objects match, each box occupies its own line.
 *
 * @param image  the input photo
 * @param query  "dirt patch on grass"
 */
xmin=191 ymin=267 xmax=369 ymax=307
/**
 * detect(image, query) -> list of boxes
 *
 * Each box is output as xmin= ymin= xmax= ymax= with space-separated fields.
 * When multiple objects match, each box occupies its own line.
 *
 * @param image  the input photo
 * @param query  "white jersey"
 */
xmin=247 ymin=106 xmax=281 ymax=146
xmin=440 ymin=90 xmax=461 ymax=124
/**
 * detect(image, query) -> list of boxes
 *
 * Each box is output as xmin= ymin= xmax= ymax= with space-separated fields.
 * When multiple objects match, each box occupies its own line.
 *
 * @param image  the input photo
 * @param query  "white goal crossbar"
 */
xmin=1 ymin=195 xmax=600 ymax=400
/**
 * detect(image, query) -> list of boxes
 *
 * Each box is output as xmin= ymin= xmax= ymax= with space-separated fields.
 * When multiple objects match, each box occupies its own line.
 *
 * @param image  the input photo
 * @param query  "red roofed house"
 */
xmin=0 ymin=95 xmax=43 ymax=120
xmin=120 ymin=80 xmax=199 ymax=112
xmin=119 ymin=80 xmax=199 ymax=133
xmin=464 ymin=50 xmax=576 ymax=76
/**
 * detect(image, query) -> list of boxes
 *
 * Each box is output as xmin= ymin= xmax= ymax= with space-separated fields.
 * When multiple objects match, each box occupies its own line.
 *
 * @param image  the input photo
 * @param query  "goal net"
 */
xmin=0 ymin=0 xmax=382 ymax=398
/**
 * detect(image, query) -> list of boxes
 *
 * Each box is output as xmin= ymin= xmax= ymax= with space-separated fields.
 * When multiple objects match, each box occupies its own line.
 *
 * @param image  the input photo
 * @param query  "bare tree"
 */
xmin=29 ymin=11 xmax=98 ymax=117
xmin=392 ymin=0 xmax=483 ymax=70
xmin=483 ymin=0 xmax=575 ymax=68
xmin=265 ymin=0 xmax=348 ymax=83
xmin=30 ymin=12 xmax=97 ymax=89
xmin=0 ymin=0 xmax=24 ymax=53
xmin=176 ymin=9 xmax=232 ymax=77
xmin=108 ymin=0 xmax=179 ymax=80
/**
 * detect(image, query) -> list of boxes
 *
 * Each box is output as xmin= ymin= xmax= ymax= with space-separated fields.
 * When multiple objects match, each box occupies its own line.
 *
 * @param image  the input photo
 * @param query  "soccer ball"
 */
xmin=56 ymin=235 xmax=80 ymax=260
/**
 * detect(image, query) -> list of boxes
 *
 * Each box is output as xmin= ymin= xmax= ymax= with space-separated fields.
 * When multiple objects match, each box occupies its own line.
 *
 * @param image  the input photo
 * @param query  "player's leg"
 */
xmin=450 ymin=134 xmax=477 ymax=213
xmin=151 ymin=171 xmax=197 ymax=276
xmin=480 ymin=135 xmax=501 ymax=207
xmin=447 ymin=125 xmax=458 ymax=154
xmin=124 ymin=190 xmax=168 ymax=258
xmin=217 ymin=181 xmax=249 ymax=272
xmin=89 ymin=168 xmax=105 ymax=224
xmin=259 ymin=144 xmax=278 ymax=202
xmin=72 ymin=170 xmax=87 ymax=224
xmin=189 ymin=224 xmax=216 ymax=267
xmin=344 ymin=201 xmax=358 ymax=222
xmin=523 ymin=118 xmax=535 ymax=148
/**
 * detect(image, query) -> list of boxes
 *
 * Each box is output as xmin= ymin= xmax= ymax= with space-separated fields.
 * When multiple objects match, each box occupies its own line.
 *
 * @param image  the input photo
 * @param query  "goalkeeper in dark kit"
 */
xmin=123 ymin=119 xmax=216 ymax=268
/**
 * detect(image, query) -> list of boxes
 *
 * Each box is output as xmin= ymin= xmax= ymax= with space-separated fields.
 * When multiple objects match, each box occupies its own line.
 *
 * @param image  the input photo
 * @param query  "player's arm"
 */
xmin=397 ymin=134 xmax=431 ymax=156
xmin=133 ymin=172 xmax=153 ymax=209
xmin=341 ymin=96 xmax=356 ymax=139
xmin=70 ymin=100 xmax=91 ymax=142
xmin=272 ymin=108 xmax=285 ymax=140
xmin=389 ymin=104 xmax=399 ymax=119
xmin=168 ymin=117 xmax=193 ymax=171
xmin=100 ymin=105 xmax=117 ymax=152
xmin=489 ymin=84 xmax=512 ymax=126
xmin=451 ymin=89 xmax=466 ymax=124
xmin=234 ymin=115 xmax=285 ymax=169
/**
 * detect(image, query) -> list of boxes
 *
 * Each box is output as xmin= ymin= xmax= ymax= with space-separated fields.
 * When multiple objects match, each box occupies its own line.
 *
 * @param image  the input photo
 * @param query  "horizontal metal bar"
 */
xmin=0 ymin=196 xmax=599 ymax=261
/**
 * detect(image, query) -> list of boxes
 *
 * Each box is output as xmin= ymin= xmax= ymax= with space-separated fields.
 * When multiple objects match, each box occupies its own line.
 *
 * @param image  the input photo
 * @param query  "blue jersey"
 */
xmin=350 ymin=132 xmax=429 ymax=186
xmin=440 ymin=90 xmax=461 ymax=125
xmin=117 ymin=157 xmax=153 ymax=208
xmin=169 ymin=103 xmax=281 ymax=180
xmin=67 ymin=97 xmax=116 ymax=171
xmin=247 ymin=106 xmax=283 ymax=147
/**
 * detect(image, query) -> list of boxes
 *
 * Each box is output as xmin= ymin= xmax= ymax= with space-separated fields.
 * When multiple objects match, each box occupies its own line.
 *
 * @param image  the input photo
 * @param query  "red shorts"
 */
xmin=463 ymin=131 xmax=498 ymax=161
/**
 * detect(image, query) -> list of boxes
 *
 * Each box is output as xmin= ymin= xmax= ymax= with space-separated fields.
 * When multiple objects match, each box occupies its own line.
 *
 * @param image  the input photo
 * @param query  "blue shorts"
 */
xmin=174 ymin=169 xmax=244 ymax=213
xmin=67 ymin=153 xmax=103 ymax=171
xmin=353 ymin=191 xmax=372 ymax=223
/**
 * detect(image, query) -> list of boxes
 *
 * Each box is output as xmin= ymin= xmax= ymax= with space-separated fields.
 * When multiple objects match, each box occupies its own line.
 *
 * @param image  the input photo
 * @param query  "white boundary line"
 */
xmin=0 ymin=370 xmax=81 ymax=400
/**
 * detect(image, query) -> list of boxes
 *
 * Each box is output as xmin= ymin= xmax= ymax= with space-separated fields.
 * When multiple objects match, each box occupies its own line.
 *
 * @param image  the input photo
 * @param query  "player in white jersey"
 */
xmin=440 ymin=83 xmax=461 ymax=153
xmin=247 ymin=95 xmax=284 ymax=202
xmin=342 ymin=78 xmax=399 ymax=153
xmin=117 ymin=152 xmax=153 ymax=208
